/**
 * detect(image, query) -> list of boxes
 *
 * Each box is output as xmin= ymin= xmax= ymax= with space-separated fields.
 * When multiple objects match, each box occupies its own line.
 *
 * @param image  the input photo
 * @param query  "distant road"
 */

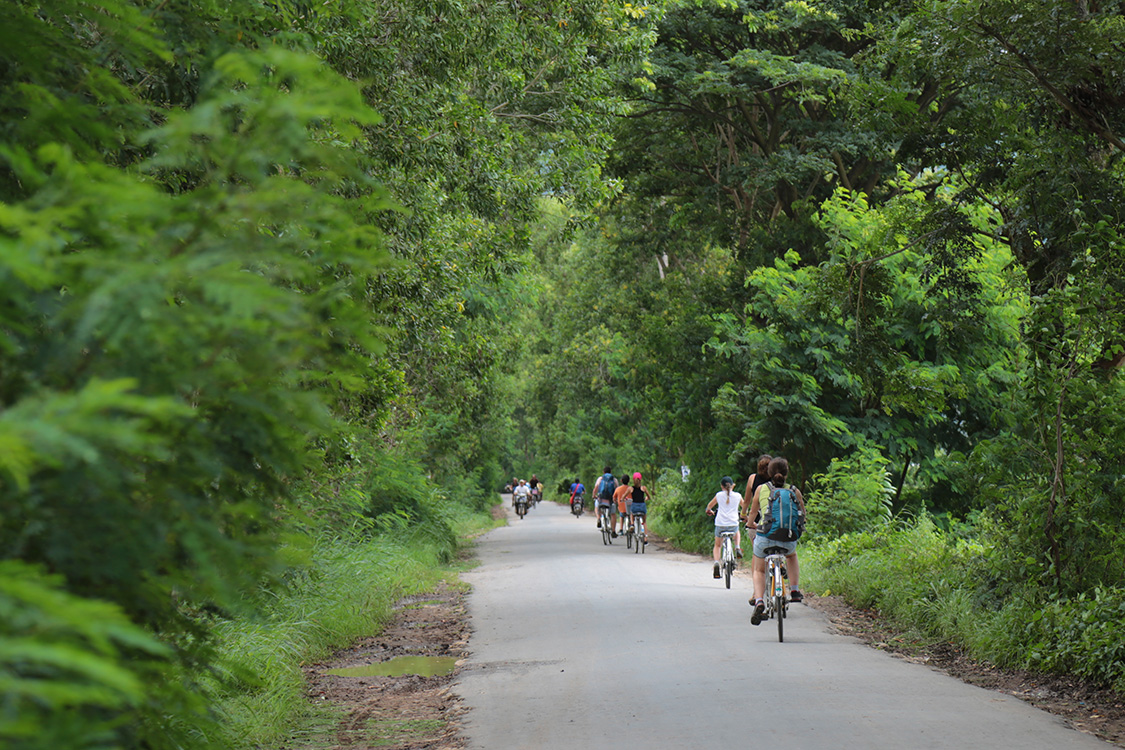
xmin=455 ymin=499 xmax=1110 ymax=750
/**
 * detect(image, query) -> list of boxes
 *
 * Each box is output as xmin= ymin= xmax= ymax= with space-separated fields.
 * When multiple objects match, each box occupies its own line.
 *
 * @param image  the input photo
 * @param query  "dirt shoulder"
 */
xmin=293 ymin=581 xmax=469 ymax=750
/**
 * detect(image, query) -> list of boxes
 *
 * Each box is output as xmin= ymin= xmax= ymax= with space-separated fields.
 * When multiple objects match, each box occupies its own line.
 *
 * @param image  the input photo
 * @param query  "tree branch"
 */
xmin=979 ymin=23 xmax=1125 ymax=154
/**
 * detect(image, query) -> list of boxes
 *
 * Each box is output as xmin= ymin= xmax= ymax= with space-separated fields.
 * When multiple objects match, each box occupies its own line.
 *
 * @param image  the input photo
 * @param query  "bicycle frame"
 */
xmin=720 ymin=533 xmax=736 ymax=562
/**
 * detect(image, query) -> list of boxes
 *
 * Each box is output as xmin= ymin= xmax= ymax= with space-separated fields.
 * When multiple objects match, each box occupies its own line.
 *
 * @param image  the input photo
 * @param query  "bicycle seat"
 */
xmin=762 ymin=546 xmax=789 ymax=556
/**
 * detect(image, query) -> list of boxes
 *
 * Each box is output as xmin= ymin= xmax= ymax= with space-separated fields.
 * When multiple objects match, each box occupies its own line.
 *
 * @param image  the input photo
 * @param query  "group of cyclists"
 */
xmin=568 ymin=467 xmax=649 ymax=542
xmin=704 ymin=454 xmax=806 ymax=626
xmin=508 ymin=455 xmax=806 ymax=628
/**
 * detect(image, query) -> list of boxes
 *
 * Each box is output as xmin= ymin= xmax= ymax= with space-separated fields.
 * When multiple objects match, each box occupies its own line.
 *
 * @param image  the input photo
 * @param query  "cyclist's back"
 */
xmin=629 ymin=473 xmax=648 ymax=521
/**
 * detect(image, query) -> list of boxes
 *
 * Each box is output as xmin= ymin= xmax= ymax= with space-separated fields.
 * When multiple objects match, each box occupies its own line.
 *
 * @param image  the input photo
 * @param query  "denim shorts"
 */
xmin=629 ymin=502 xmax=647 ymax=516
xmin=714 ymin=525 xmax=738 ymax=538
xmin=753 ymin=534 xmax=797 ymax=558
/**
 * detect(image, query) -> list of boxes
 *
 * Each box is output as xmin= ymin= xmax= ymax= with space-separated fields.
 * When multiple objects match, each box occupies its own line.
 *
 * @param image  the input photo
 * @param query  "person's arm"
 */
xmin=706 ymin=495 xmax=717 ymax=514
xmin=795 ymin=488 xmax=806 ymax=514
xmin=746 ymin=485 xmax=764 ymax=530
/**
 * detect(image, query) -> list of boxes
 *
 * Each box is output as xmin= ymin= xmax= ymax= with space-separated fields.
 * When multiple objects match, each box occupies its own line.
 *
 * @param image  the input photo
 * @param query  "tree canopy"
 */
xmin=4 ymin=0 xmax=1125 ymax=745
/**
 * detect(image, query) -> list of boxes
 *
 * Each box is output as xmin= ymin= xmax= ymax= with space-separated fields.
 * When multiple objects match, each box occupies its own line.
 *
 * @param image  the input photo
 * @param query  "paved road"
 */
xmin=455 ymin=499 xmax=1109 ymax=750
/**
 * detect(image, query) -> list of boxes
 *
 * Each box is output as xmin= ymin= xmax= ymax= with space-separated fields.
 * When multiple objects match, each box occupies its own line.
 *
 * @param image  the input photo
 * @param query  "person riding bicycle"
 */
xmin=746 ymin=457 xmax=806 ymax=625
xmin=628 ymin=472 xmax=649 ymax=544
xmin=706 ymin=476 xmax=744 ymax=579
xmin=741 ymin=454 xmax=772 ymax=524
xmin=569 ymin=478 xmax=585 ymax=514
xmin=613 ymin=473 xmax=632 ymax=537
xmin=512 ymin=479 xmax=531 ymax=510
xmin=593 ymin=466 xmax=618 ymax=537
xmin=528 ymin=474 xmax=541 ymax=503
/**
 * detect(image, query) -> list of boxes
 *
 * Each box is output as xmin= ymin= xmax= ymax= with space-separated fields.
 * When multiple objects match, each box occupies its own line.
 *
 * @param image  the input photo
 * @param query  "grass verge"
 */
xmin=207 ymin=507 xmax=496 ymax=750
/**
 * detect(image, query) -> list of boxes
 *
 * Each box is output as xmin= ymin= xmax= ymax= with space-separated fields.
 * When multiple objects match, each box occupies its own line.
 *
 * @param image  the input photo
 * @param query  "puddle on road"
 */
xmin=326 ymin=656 xmax=457 ymax=678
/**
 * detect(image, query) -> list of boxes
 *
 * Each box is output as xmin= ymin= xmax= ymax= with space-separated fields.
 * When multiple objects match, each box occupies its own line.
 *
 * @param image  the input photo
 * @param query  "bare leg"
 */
xmin=751 ymin=556 xmax=766 ymax=602
xmin=712 ymin=537 xmax=722 ymax=562
xmin=787 ymin=552 xmax=800 ymax=589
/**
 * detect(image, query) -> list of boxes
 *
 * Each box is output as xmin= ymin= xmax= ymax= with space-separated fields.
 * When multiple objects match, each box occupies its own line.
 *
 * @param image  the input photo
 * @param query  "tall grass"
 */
xmin=208 ymin=505 xmax=494 ymax=750
xmin=647 ymin=468 xmax=716 ymax=554
xmin=804 ymin=514 xmax=1125 ymax=693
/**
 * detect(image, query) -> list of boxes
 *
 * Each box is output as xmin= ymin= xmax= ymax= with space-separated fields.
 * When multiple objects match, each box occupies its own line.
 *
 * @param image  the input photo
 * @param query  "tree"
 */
xmin=609 ymin=0 xmax=905 ymax=262
xmin=709 ymin=184 xmax=1024 ymax=498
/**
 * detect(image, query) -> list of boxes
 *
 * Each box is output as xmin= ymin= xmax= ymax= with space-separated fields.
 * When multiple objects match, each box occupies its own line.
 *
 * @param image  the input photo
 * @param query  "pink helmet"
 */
xmin=633 ymin=472 xmax=642 ymax=481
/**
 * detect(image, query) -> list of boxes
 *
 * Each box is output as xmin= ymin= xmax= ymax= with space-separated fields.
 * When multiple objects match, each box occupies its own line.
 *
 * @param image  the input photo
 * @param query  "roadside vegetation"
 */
xmin=3 ymin=1 xmax=1125 ymax=748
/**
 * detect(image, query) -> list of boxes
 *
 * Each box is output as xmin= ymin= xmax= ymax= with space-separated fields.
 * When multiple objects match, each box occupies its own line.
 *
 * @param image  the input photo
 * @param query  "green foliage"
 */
xmin=609 ymin=0 xmax=903 ymax=258
xmin=808 ymin=514 xmax=1125 ymax=692
xmin=708 ymin=185 xmax=1023 ymax=488
xmin=647 ymin=468 xmax=715 ymax=555
xmin=804 ymin=437 xmax=894 ymax=538
xmin=0 ymin=561 xmax=181 ymax=750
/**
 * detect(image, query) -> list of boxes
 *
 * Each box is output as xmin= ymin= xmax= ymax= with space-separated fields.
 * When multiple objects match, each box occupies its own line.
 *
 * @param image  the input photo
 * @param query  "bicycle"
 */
xmin=719 ymin=530 xmax=737 ymax=589
xmin=598 ymin=504 xmax=613 ymax=545
xmin=632 ymin=513 xmax=647 ymax=554
xmin=761 ymin=545 xmax=790 ymax=642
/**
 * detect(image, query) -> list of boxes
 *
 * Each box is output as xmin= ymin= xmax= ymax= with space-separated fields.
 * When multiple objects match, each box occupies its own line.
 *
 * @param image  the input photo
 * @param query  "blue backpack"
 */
xmin=760 ymin=482 xmax=804 ymax=542
xmin=598 ymin=472 xmax=617 ymax=500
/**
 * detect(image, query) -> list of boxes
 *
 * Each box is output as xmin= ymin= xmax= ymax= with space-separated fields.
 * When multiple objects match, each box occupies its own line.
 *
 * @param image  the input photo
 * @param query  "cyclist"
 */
xmin=569 ymin=477 xmax=585 ymax=515
xmin=628 ymin=472 xmax=649 ymax=545
xmin=528 ymin=474 xmax=541 ymax=504
xmin=512 ymin=479 xmax=531 ymax=511
xmin=613 ymin=473 xmax=632 ymax=536
xmin=593 ymin=466 xmax=617 ymax=537
xmin=705 ymin=476 xmax=743 ymax=579
xmin=746 ymin=457 xmax=806 ymax=625
xmin=741 ymin=454 xmax=772 ymax=524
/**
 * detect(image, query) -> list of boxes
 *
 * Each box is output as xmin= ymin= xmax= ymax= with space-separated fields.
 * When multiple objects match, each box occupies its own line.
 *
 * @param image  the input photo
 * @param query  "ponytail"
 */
xmin=767 ymin=456 xmax=790 ymax=487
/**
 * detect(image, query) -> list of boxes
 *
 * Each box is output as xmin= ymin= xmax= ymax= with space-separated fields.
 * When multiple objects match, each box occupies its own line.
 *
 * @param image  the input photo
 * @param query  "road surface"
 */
xmin=455 ymin=499 xmax=1109 ymax=749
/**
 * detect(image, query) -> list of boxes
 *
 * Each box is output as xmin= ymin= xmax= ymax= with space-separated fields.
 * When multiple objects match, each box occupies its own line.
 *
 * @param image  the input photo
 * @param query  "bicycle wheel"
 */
xmin=776 ymin=593 xmax=785 ymax=642
xmin=625 ymin=525 xmax=633 ymax=550
xmin=639 ymin=523 xmax=646 ymax=554
xmin=724 ymin=538 xmax=735 ymax=588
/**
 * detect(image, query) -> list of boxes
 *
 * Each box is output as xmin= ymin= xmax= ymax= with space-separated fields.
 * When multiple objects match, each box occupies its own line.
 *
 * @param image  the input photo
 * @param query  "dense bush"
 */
xmin=803 ymin=438 xmax=894 ymax=539
xmin=807 ymin=513 xmax=1125 ymax=692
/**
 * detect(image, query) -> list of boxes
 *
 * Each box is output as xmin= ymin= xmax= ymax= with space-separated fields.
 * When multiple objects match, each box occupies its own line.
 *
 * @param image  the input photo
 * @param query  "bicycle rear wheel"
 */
xmin=625 ymin=525 xmax=633 ymax=550
xmin=776 ymin=594 xmax=785 ymax=642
